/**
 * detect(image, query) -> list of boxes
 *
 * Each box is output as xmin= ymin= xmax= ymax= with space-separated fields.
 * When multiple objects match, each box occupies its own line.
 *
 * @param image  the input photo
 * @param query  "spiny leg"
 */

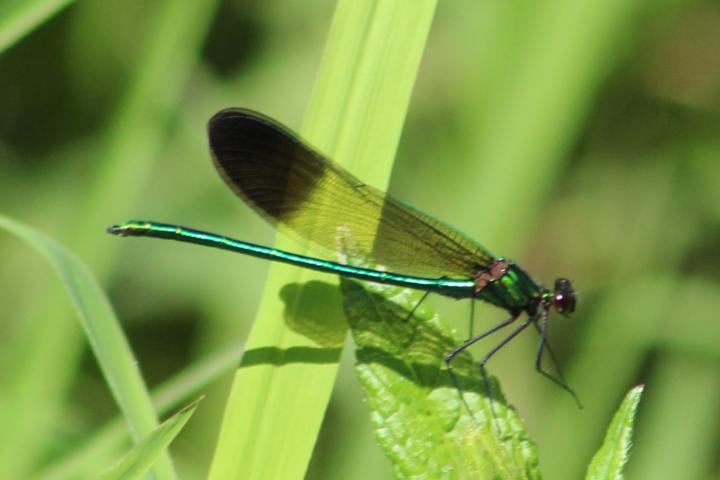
xmin=445 ymin=313 xmax=521 ymax=364
xmin=402 ymin=290 xmax=431 ymax=349
xmin=477 ymin=317 xmax=533 ymax=368
xmin=475 ymin=316 xmax=534 ymax=422
xmin=468 ymin=300 xmax=476 ymax=340
xmin=444 ymin=313 xmax=521 ymax=422
xmin=534 ymin=310 xmax=583 ymax=409
xmin=402 ymin=290 xmax=430 ymax=323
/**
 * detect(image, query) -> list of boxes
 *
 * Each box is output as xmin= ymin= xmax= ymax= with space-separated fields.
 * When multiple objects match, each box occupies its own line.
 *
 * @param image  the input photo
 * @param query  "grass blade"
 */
xmin=208 ymin=1 xmax=437 ymax=478
xmin=35 ymin=340 xmax=245 ymax=480
xmin=0 ymin=2 xmax=216 ymax=477
xmin=0 ymin=0 xmax=74 ymax=53
xmin=100 ymin=398 xmax=201 ymax=480
xmin=0 ymin=215 xmax=171 ymax=478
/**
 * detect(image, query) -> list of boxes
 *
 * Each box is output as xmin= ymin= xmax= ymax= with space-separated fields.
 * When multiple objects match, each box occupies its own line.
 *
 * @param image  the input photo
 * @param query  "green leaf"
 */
xmin=586 ymin=385 xmax=645 ymax=480
xmin=101 ymin=398 xmax=201 ymax=480
xmin=207 ymin=1 xmax=437 ymax=479
xmin=342 ymin=278 xmax=541 ymax=480
xmin=0 ymin=215 xmax=170 ymax=476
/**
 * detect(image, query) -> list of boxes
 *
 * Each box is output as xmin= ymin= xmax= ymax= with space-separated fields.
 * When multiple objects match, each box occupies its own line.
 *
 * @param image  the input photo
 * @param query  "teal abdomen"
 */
xmin=476 ymin=262 xmax=543 ymax=313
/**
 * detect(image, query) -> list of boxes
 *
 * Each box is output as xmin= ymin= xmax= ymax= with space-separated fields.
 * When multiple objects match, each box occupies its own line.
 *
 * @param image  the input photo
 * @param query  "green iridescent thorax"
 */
xmin=474 ymin=258 xmax=545 ymax=313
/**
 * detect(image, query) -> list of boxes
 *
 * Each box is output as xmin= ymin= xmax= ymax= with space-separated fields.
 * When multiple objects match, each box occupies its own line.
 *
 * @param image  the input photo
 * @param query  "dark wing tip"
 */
xmin=207 ymin=108 xmax=296 ymax=162
xmin=208 ymin=107 xmax=256 ymax=129
xmin=208 ymin=107 xmax=281 ymax=139
xmin=205 ymin=107 xmax=327 ymax=229
xmin=208 ymin=108 xmax=261 ymax=178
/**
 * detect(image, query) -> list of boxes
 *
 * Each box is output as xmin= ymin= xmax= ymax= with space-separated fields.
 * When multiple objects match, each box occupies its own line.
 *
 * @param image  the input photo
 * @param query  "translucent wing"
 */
xmin=208 ymin=108 xmax=495 ymax=279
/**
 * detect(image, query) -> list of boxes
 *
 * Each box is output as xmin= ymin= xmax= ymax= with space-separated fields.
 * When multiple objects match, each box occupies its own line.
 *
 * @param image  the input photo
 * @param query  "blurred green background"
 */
xmin=1 ymin=0 xmax=719 ymax=479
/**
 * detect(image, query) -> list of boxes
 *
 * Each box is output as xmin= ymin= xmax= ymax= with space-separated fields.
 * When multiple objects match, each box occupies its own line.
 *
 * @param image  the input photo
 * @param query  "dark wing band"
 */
xmin=208 ymin=108 xmax=494 ymax=279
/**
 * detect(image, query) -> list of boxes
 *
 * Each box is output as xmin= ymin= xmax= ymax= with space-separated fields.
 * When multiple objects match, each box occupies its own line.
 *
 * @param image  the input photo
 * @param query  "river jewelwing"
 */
xmin=108 ymin=108 xmax=581 ymax=407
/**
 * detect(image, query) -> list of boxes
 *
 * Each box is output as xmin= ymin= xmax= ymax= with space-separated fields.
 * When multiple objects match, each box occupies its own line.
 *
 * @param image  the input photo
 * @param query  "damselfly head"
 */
xmin=552 ymin=278 xmax=577 ymax=315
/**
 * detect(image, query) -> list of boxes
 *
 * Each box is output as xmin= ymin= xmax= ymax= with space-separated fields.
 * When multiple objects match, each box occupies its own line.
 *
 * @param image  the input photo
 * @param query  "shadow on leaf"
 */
xmin=278 ymin=280 xmax=347 ymax=348
xmin=340 ymin=277 xmax=505 ymax=402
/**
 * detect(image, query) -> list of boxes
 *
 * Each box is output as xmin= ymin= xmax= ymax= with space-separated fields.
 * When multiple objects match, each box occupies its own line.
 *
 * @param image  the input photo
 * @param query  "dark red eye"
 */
xmin=553 ymin=278 xmax=577 ymax=314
